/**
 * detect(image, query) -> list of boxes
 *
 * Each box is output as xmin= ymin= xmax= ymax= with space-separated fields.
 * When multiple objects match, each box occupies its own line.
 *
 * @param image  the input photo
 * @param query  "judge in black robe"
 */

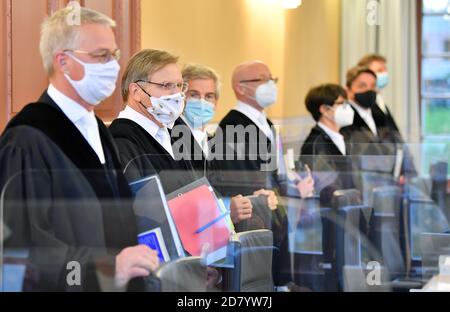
xmin=210 ymin=109 xmax=279 ymax=195
xmin=300 ymin=125 xmax=356 ymax=206
xmin=109 ymin=117 xmax=200 ymax=195
xmin=212 ymin=106 xmax=290 ymax=286
xmin=371 ymin=102 xmax=417 ymax=176
xmin=0 ymin=92 xmax=146 ymax=292
xmin=171 ymin=116 xmax=209 ymax=178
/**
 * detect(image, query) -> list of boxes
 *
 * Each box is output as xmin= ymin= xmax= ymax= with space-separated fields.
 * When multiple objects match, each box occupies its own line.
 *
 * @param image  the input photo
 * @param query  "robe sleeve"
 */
xmin=114 ymin=137 xmax=157 ymax=183
xmin=0 ymin=127 xmax=114 ymax=291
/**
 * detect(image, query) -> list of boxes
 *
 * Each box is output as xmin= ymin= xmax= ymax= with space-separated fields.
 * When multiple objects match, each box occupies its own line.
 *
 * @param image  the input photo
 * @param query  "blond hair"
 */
xmin=357 ymin=54 xmax=387 ymax=67
xmin=182 ymin=64 xmax=221 ymax=97
xmin=40 ymin=4 xmax=116 ymax=76
xmin=346 ymin=66 xmax=377 ymax=88
xmin=121 ymin=49 xmax=179 ymax=101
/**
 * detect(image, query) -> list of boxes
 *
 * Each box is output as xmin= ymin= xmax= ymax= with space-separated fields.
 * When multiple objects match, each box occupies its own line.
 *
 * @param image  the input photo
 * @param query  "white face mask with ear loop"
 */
xmin=240 ymin=80 xmax=278 ymax=109
xmin=137 ymin=84 xmax=185 ymax=127
xmin=328 ymin=102 xmax=355 ymax=128
xmin=63 ymin=52 xmax=121 ymax=106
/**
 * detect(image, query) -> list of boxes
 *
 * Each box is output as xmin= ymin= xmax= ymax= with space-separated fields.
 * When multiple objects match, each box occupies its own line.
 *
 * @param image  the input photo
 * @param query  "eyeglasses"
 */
xmin=136 ymin=80 xmax=189 ymax=93
xmin=239 ymin=77 xmax=279 ymax=84
xmin=186 ymin=90 xmax=218 ymax=102
xmin=64 ymin=48 xmax=121 ymax=64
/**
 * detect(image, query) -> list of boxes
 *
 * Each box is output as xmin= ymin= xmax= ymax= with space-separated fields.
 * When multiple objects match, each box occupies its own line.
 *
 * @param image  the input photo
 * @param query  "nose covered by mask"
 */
xmin=184 ymin=99 xmax=215 ymax=130
xmin=64 ymin=53 xmax=120 ymax=106
xmin=329 ymin=103 xmax=355 ymax=128
xmin=149 ymin=93 xmax=185 ymax=127
xmin=138 ymin=86 xmax=185 ymax=127
xmin=241 ymin=80 xmax=278 ymax=109
xmin=354 ymin=90 xmax=377 ymax=109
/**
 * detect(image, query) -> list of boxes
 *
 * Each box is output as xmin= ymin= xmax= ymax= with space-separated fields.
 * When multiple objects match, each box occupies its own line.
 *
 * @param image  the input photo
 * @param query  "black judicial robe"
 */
xmin=372 ymin=104 xmax=402 ymax=141
xmin=210 ymin=109 xmax=279 ymax=196
xmin=299 ymin=125 xmax=355 ymax=207
xmin=212 ymin=109 xmax=289 ymax=286
xmin=171 ymin=117 xmax=210 ymax=177
xmin=109 ymin=118 xmax=200 ymax=194
xmin=371 ymin=103 xmax=417 ymax=176
xmin=340 ymin=104 xmax=396 ymax=157
xmin=341 ymin=104 xmax=416 ymax=176
xmin=0 ymin=92 xmax=145 ymax=291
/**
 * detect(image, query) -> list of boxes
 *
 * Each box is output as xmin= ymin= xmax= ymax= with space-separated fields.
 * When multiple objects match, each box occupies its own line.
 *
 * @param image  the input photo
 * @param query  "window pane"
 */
xmin=422 ymin=98 xmax=450 ymax=135
xmin=410 ymin=199 xmax=450 ymax=260
xmin=420 ymin=139 xmax=450 ymax=176
xmin=423 ymin=0 xmax=450 ymax=14
xmin=422 ymin=57 xmax=450 ymax=94
xmin=422 ymin=15 xmax=450 ymax=54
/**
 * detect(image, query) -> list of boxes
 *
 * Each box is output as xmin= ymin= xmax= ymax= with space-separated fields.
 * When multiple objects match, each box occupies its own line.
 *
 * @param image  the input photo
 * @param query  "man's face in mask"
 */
xmin=347 ymin=72 xmax=377 ymax=102
xmin=59 ymin=24 xmax=118 ymax=81
xmin=233 ymin=62 xmax=275 ymax=110
xmin=142 ymin=63 xmax=184 ymax=99
xmin=185 ymin=78 xmax=218 ymax=109
xmin=368 ymin=60 xmax=387 ymax=75
xmin=56 ymin=23 xmax=118 ymax=109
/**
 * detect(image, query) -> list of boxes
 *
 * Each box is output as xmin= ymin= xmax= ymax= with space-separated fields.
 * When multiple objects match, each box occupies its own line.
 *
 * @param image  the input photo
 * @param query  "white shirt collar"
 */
xmin=48 ymin=84 xmax=92 ymax=124
xmin=235 ymin=100 xmax=273 ymax=141
xmin=317 ymin=122 xmax=346 ymax=155
xmin=349 ymin=100 xmax=378 ymax=135
xmin=47 ymin=84 xmax=105 ymax=164
xmin=117 ymin=105 xmax=174 ymax=158
xmin=179 ymin=115 xmax=209 ymax=157
xmin=118 ymin=105 xmax=160 ymax=138
xmin=376 ymin=93 xmax=388 ymax=114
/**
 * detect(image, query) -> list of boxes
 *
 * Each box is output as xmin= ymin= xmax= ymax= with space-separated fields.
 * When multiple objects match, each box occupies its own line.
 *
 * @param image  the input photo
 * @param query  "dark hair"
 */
xmin=357 ymin=54 xmax=387 ymax=67
xmin=346 ymin=66 xmax=377 ymax=88
xmin=305 ymin=84 xmax=347 ymax=122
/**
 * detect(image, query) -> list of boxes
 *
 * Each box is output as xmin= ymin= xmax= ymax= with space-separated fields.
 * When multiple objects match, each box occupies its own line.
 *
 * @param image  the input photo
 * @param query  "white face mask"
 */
xmin=139 ymin=89 xmax=185 ymax=127
xmin=64 ymin=53 xmax=120 ymax=106
xmin=241 ymin=80 xmax=278 ymax=109
xmin=332 ymin=103 xmax=355 ymax=128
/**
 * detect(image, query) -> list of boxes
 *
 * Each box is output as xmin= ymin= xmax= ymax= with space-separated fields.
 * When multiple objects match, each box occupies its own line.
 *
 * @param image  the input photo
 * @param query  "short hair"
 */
xmin=305 ymin=84 xmax=347 ymax=122
xmin=121 ymin=49 xmax=179 ymax=101
xmin=182 ymin=64 xmax=221 ymax=98
xmin=40 ymin=4 xmax=116 ymax=76
xmin=357 ymin=54 xmax=387 ymax=67
xmin=346 ymin=66 xmax=377 ymax=88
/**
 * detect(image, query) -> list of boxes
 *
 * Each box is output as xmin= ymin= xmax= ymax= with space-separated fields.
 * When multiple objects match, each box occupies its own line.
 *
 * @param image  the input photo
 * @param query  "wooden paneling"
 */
xmin=0 ymin=0 xmax=11 ymax=130
xmin=11 ymin=0 xmax=49 ymax=115
xmin=0 ymin=0 xmax=141 ymax=131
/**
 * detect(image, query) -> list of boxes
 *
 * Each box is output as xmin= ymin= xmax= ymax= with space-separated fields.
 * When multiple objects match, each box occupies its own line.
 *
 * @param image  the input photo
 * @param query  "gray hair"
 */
xmin=182 ymin=64 xmax=221 ymax=98
xmin=39 ymin=4 xmax=116 ymax=76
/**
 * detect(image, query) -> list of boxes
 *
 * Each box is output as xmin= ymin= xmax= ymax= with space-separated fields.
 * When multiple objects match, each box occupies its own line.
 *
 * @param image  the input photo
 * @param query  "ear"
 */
xmin=54 ymin=52 xmax=68 ymax=73
xmin=234 ymin=83 xmax=245 ymax=96
xmin=345 ymin=87 xmax=353 ymax=99
xmin=129 ymin=83 xmax=141 ymax=102
xmin=319 ymin=104 xmax=329 ymax=115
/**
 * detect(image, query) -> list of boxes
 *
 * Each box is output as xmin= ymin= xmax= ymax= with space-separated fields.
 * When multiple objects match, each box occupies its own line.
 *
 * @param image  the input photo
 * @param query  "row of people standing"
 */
xmin=300 ymin=55 xmax=416 ymax=206
xmin=0 ymin=6 xmax=311 ymax=291
xmin=0 ymin=5 xmax=414 ymax=292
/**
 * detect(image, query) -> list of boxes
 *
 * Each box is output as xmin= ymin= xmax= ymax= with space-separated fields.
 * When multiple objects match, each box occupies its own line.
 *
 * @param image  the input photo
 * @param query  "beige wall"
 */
xmin=141 ymin=0 xmax=341 ymax=122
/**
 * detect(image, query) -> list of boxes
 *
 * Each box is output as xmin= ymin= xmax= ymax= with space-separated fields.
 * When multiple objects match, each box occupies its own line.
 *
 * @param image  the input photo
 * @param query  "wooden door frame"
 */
xmin=0 ymin=0 xmax=141 ymax=130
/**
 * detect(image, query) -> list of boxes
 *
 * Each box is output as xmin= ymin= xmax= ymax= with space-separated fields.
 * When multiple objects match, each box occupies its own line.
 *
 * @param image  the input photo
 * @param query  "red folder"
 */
xmin=167 ymin=184 xmax=231 ymax=256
